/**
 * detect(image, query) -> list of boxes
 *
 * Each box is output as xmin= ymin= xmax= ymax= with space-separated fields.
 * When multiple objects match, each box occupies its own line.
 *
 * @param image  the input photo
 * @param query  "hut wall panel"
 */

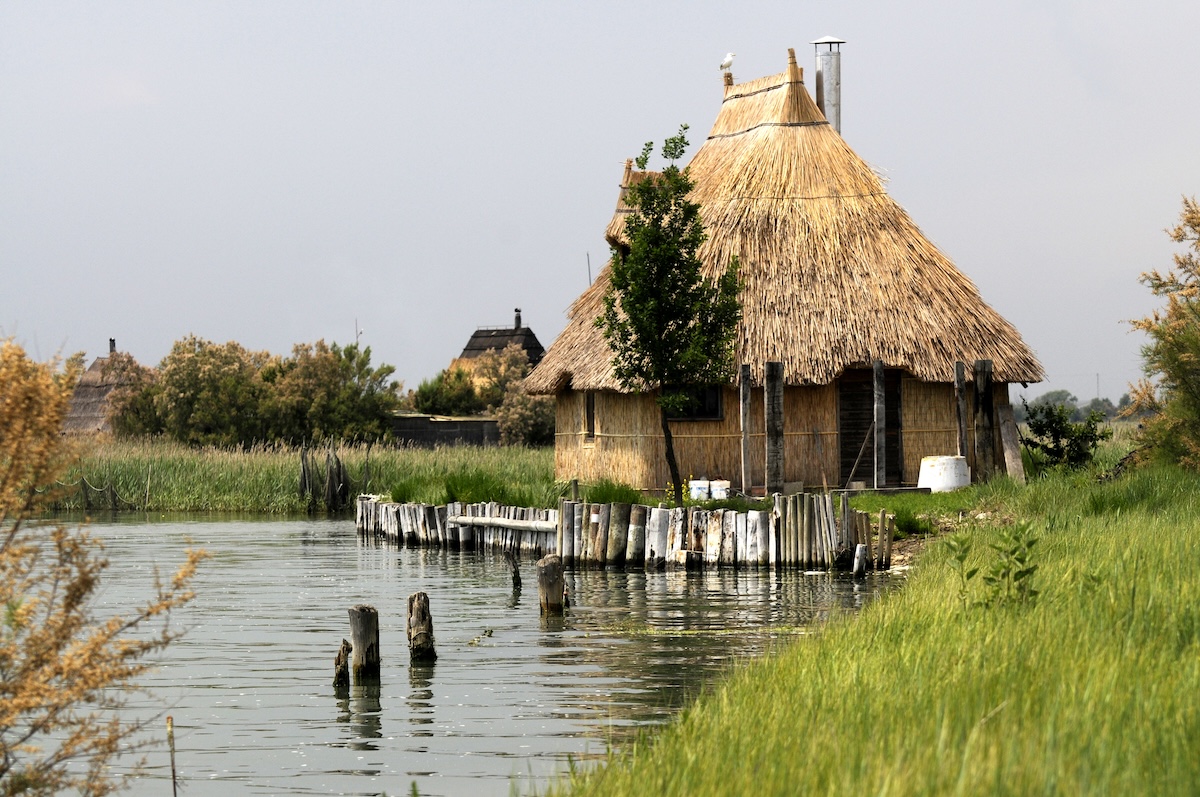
xmin=555 ymin=385 xmax=841 ymax=493
xmin=900 ymin=378 xmax=958 ymax=485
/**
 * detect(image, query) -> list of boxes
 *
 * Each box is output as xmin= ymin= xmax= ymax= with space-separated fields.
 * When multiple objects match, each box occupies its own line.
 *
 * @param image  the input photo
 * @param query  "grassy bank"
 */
xmin=54 ymin=438 xmax=554 ymax=513
xmin=556 ymin=462 xmax=1200 ymax=795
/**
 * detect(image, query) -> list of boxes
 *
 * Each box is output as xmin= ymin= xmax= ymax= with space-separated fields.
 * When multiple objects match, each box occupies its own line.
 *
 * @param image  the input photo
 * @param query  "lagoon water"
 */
xmin=87 ymin=516 xmax=894 ymax=796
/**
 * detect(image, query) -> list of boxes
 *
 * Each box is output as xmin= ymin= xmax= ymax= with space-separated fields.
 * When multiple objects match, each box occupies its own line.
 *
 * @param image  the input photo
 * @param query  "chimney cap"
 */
xmin=811 ymin=35 xmax=845 ymax=50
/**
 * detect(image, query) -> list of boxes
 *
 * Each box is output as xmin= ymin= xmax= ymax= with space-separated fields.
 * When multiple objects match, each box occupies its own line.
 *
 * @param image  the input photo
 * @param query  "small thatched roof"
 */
xmin=63 ymin=356 xmax=116 ymax=434
xmin=527 ymin=48 xmax=1043 ymax=395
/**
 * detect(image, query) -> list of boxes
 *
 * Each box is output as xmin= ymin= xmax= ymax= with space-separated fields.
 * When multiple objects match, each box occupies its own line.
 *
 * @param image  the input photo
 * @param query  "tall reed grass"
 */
xmin=556 ymin=457 xmax=1200 ymax=796
xmin=56 ymin=438 xmax=553 ymax=514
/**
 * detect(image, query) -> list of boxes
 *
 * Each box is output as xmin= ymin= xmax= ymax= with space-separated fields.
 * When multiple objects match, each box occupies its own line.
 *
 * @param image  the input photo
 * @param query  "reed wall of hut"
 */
xmin=553 ymin=376 xmax=1011 ymax=492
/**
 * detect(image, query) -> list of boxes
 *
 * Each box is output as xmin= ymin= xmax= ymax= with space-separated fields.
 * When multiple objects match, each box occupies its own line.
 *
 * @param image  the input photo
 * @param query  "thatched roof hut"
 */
xmin=63 ymin=340 xmax=121 ymax=435
xmin=527 ymin=48 xmax=1042 ymax=491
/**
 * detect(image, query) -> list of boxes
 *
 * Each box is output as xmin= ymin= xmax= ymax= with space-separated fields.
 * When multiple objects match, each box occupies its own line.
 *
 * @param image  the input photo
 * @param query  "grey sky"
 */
xmin=2 ymin=1 xmax=1197 ymax=407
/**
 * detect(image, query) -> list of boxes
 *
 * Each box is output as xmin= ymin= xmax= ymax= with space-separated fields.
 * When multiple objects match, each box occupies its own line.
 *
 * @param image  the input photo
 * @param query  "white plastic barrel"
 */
xmin=916 ymin=456 xmax=970 ymax=493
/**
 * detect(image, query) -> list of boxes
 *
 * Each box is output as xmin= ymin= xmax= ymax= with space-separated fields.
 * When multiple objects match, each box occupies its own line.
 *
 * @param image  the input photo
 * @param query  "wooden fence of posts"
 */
xmin=355 ymin=493 xmax=895 ymax=572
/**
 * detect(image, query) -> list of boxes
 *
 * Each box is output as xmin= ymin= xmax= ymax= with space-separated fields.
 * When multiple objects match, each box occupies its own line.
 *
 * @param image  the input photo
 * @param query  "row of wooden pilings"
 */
xmin=355 ymin=493 xmax=895 ymax=573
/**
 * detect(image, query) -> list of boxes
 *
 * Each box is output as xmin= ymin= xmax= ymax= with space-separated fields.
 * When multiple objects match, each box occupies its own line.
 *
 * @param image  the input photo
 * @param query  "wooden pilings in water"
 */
xmin=407 ymin=592 xmax=437 ymax=662
xmin=537 ymin=554 xmax=565 ymax=615
xmin=333 ymin=604 xmax=380 ymax=686
xmin=356 ymin=493 xmax=894 ymax=572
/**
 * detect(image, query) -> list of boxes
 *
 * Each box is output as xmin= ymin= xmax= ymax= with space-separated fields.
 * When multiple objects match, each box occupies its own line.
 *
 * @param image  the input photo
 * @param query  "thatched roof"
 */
xmin=63 ymin=356 xmax=116 ymax=434
xmin=526 ymin=49 xmax=1043 ymax=395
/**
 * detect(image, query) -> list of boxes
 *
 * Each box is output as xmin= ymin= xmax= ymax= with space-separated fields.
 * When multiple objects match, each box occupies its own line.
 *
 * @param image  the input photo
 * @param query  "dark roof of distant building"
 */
xmin=456 ymin=309 xmax=545 ymax=366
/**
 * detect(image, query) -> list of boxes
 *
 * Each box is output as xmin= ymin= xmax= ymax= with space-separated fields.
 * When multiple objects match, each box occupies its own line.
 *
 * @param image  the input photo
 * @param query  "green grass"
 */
xmin=554 ymin=455 xmax=1200 ymax=795
xmin=54 ymin=438 xmax=554 ymax=513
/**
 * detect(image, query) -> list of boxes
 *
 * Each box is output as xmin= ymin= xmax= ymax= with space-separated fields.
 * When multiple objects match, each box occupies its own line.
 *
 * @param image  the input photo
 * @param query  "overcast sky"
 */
xmin=3 ymin=1 xmax=1197 ymax=406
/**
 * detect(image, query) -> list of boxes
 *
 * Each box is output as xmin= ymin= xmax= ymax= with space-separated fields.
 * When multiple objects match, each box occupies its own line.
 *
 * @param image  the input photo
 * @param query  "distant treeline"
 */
xmin=105 ymin=335 xmax=401 ymax=446
xmin=1013 ymin=389 xmax=1138 ymax=423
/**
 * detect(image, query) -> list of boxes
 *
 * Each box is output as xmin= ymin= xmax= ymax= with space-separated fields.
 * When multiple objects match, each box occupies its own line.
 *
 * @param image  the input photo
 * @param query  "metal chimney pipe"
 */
xmin=109 ymin=337 xmax=116 ymax=354
xmin=811 ymin=36 xmax=845 ymax=134
xmin=514 ymin=308 xmax=522 ymax=330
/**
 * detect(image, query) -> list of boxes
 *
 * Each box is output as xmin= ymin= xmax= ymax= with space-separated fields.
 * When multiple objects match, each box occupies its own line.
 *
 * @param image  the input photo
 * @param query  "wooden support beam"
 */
xmin=973 ymin=359 xmax=996 ymax=482
xmin=740 ymin=363 xmax=752 ymax=494
xmin=765 ymin=361 xmax=785 ymax=496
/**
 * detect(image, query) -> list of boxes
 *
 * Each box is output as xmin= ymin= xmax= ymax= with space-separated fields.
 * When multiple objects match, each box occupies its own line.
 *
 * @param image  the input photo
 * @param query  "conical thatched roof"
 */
xmin=527 ymin=49 xmax=1043 ymax=395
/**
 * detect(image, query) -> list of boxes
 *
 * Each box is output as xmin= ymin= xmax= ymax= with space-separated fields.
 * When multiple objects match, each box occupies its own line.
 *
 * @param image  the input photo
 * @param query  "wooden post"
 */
xmin=884 ymin=515 xmax=895 ymax=569
xmin=570 ymin=479 xmax=580 ymax=501
xmin=347 ymin=604 xmax=381 ymax=680
xmin=997 ymin=400 xmax=1027 ymax=484
xmin=560 ymin=501 xmax=576 ymax=563
xmin=877 ymin=509 xmax=888 ymax=569
xmin=720 ymin=510 xmax=736 ymax=567
xmin=406 ymin=592 xmax=437 ymax=662
xmin=646 ymin=507 xmax=669 ymax=568
xmin=800 ymin=492 xmax=811 ymax=569
xmin=594 ymin=503 xmax=611 ymax=566
xmin=333 ymin=638 xmax=351 ymax=688
xmin=973 ymin=359 xmax=996 ymax=482
xmin=753 ymin=510 xmax=770 ymax=567
xmin=537 ymin=555 xmax=565 ymax=615
xmin=770 ymin=493 xmax=782 ymax=568
xmin=605 ymin=502 xmax=631 ymax=566
xmin=626 ymin=504 xmax=648 ymax=567
xmin=955 ymin=361 xmax=968 ymax=458
xmin=573 ymin=502 xmax=584 ymax=563
xmin=740 ymin=363 xmax=752 ymax=494
xmin=765 ymin=361 xmax=785 ymax=496
xmin=873 ymin=359 xmax=886 ymax=489
xmin=852 ymin=544 xmax=868 ymax=578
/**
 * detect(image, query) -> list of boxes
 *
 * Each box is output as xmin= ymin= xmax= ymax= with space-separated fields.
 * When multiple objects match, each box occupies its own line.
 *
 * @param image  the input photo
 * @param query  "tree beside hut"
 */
xmin=525 ymin=47 xmax=1043 ymax=493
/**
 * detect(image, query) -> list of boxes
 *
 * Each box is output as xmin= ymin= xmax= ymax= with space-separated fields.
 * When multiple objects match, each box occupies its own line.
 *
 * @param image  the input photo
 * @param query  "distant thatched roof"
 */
xmin=527 ymin=49 xmax=1043 ymax=395
xmin=63 ymin=356 xmax=116 ymax=434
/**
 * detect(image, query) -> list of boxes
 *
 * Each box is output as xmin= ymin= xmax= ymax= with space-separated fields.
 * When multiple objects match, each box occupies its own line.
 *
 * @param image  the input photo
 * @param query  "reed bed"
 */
xmin=54 ymin=438 xmax=553 ymax=514
xmin=555 ymin=457 xmax=1200 ymax=796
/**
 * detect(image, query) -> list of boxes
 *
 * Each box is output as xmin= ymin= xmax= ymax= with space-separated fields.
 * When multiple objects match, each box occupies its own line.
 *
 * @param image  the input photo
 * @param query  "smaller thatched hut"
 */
xmin=63 ymin=339 xmax=122 ymax=435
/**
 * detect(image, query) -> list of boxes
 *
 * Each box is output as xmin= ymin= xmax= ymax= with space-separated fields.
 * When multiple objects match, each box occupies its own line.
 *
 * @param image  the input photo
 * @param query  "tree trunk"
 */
xmin=660 ymin=405 xmax=684 ymax=507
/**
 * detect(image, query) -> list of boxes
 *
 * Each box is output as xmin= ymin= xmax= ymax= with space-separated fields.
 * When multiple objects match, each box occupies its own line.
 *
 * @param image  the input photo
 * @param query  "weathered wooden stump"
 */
xmin=347 ymin=604 xmax=380 ymax=681
xmin=407 ymin=591 xmax=437 ymax=662
xmin=852 ymin=543 xmax=869 ymax=579
xmin=537 ymin=554 xmax=565 ymax=615
xmin=333 ymin=638 xmax=352 ymax=687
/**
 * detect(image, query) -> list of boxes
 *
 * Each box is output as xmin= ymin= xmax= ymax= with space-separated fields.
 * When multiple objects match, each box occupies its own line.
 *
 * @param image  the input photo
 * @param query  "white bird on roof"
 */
xmin=719 ymin=52 xmax=735 ymax=71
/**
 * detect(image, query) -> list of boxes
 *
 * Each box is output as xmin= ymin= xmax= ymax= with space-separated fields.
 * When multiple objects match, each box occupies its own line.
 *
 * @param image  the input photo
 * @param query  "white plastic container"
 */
xmin=688 ymin=480 xmax=710 ymax=500
xmin=917 ymin=456 xmax=970 ymax=493
xmin=710 ymin=480 xmax=731 ymax=500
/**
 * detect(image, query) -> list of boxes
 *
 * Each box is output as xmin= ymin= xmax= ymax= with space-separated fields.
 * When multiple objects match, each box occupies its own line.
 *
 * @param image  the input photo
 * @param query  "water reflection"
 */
xmin=335 ymin=681 xmax=383 ymax=750
xmin=408 ymin=663 xmax=437 ymax=735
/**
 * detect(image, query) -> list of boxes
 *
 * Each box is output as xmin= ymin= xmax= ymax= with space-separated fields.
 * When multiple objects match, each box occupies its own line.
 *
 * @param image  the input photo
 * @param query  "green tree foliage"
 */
xmin=103 ymin=351 xmax=163 ymax=437
xmin=153 ymin=335 xmax=270 ymax=446
xmin=1020 ymin=398 xmax=1112 ymax=470
xmin=108 ymin=335 xmax=401 ymax=446
xmin=596 ymin=125 xmax=741 ymax=506
xmin=474 ymin=344 xmax=555 ymax=446
xmin=412 ymin=368 xmax=486 ymax=417
xmin=1 ymin=339 xmax=204 ymax=794
xmin=1130 ymin=196 xmax=1200 ymax=466
xmin=262 ymin=341 xmax=399 ymax=441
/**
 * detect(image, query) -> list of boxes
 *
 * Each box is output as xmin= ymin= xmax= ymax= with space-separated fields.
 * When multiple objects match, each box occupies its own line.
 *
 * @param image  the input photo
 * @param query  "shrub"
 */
xmin=1021 ymin=398 xmax=1112 ymax=471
